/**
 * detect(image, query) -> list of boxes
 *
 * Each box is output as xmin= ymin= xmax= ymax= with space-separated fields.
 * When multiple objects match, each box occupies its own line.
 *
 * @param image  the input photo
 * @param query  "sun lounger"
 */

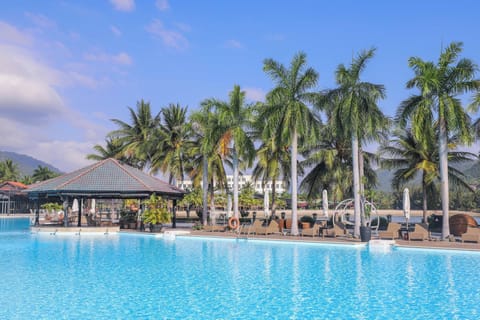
xmin=255 ymin=220 xmax=279 ymax=235
xmin=240 ymin=220 xmax=263 ymax=235
xmin=461 ymin=227 xmax=480 ymax=243
xmin=409 ymin=223 xmax=430 ymax=241
xmin=301 ymin=223 xmax=322 ymax=237
xmin=378 ymin=222 xmax=401 ymax=240
xmin=324 ymin=222 xmax=347 ymax=238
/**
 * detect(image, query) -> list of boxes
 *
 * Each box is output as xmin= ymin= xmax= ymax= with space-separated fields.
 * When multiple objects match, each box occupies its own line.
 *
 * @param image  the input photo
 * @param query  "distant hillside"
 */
xmin=0 ymin=151 xmax=62 ymax=176
xmin=375 ymin=160 xmax=480 ymax=192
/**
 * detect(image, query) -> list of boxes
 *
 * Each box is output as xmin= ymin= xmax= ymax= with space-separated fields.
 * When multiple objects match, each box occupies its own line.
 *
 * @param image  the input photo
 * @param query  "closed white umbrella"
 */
xmin=403 ymin=188 xmax=410 ymax=220
xmin=227 ymin=194 xmax=232 ymax=218
xmin=264 ymin=191 xmax=269 ymax=218
xmin=89 ymin=199 xmax=96 ymax=214
xmin=322 ymin=189 xmax=329 ymax=218
xmin=72 ymin=199 xmax=79 ymax=212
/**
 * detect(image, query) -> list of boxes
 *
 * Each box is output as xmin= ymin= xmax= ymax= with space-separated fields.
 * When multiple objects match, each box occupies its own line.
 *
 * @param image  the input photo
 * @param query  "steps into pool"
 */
xmin=368 ymin=239 xmax=395 ymax=252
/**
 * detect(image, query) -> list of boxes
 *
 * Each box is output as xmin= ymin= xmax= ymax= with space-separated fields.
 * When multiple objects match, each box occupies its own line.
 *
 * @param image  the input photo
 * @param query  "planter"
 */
xmin=360 ymin=226 xmax=371 ymax=242
xmin=150 ymin=224 xmax=163 ymax=233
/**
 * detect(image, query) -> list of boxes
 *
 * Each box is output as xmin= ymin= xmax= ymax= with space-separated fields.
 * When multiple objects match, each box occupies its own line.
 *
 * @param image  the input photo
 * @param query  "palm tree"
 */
xmin=252 ymin=126 xmax=291 ymax=217
xmin=397 ymin=42 xmax=480 ymax=239
xmin=317 ymin=48 xmax=387 ymax=238
xmin=189 ymin=102 xmax=230 ymax=225
xmin=0 ymin=159 xmax=20 ymax=182
xmin=86 ymin=137 xmax=129 ymax=163
xmin=110 ymin=99 xmax=161 ymax=170
xmin=32 ymin=165 xmax=59 ymax=182
xmin=263 ymin=52 xmax=320 ymax=235
xmin=206 ymin=85 xmax=255 ymax=219
xmin=151 ymin=103 xmax=193 ymax=185
xmin=381 ymin=127 xmax=476 ymax=223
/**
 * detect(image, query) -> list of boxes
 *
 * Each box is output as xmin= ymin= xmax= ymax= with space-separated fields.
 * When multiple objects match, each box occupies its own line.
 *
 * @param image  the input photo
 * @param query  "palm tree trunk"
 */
xmin=359 ymin=147 xmax=366 ymax=227
xmin=233 ymin=148 xmax=239 ymax=219
xmin=202 ymin=155 xmax=208 ymax=226
xmin=422 ymin=172 xmax=428 ymax=223
xmin=210 ymin=176 xmax=215 ymax=223
xmin=439 ymin=118 xmax=450 ymax=239
xmin=291 ymin=129 xmax=299 ymax=236
xmin=271 ymin=178 xmax=277 ymax=217
xmin=352 ymin=134 xmax=361 ymax=238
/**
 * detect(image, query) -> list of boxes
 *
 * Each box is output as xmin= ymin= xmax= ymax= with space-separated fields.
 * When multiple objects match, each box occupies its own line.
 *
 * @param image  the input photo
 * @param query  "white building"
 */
xmin=176 ymin=175 xmax=287 ymax=194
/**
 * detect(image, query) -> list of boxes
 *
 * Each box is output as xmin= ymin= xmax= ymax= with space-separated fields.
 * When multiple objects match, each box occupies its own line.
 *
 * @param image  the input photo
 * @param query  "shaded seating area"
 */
xmin=409 ymin=223 xmax=430 ymax=241
xmin=324 ymin=221 xmax=349 ymax=238
xmin=240 ymin=219 xmax=262 ymax=235
xmin=301 ymin=222 xmax=323 ymax=237
xmin=378 ymin=222 xmax=401 ymax=240
xmin=25 ymin=158 xmax=185 ymax=229
xmin=461 ymin=227 xmax=480 ymax=243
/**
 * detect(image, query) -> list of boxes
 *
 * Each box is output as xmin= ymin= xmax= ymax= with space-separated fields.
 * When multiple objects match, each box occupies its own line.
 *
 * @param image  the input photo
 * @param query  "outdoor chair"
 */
xmin=409 ymin=223 xmax=430 ymax=241
xmin=324 ymin=222 xmax=347 ymax=238
xmin=301 ymin=222 xmax=323 ymax=237
xmin=378 ymin=222 xmax=401 ymax=240
xmin=255 ymin=220 xmax=279 ymax=235
xmin=203 ymin=224 xmax=227 ymax=232
xmin=461 ymin=227 xmax=480 ymax=243
xmin=240 ymin=220 xmax=263 ymax=235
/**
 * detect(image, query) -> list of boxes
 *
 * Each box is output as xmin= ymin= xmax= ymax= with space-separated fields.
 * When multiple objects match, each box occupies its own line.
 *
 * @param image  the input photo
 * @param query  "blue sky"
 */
xmin=1 ymin=0 xmax=479 ymax=172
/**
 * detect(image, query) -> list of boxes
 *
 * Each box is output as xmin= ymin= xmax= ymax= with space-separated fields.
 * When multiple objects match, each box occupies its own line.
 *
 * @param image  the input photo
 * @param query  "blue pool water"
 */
xmin=1 ymin=218 xmax=480 ymax=319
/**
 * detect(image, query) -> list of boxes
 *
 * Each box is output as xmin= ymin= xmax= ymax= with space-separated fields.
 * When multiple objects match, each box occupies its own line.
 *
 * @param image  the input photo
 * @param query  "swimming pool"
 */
xmin=1 ymin=218 xmax=480 ymax=319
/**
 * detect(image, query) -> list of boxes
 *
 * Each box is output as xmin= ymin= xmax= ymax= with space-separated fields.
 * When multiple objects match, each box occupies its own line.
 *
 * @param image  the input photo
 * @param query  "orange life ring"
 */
xmin=228 ymin=217 xmax=240 ymax=230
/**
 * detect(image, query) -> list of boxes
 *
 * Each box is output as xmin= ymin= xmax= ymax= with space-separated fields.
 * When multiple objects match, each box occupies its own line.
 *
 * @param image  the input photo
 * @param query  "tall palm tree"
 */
xmin=151 ymin=103 xmax=193 ymax=185
xmin=110 ymin=99 xmax=161 ymax=170
xmin=381 ymin=127 xmax=476 ymax=223
xmin=32 ymin=165 xmax=59 ymax=182
xmin=263 ymin=52 xmax=320 ymax=235
xmin=318 ymin=48 xmax=387 ymax=238
xmin=206 ymin=85 xmax=255 ymax=219
xmin=190 ymin=102 xmax=230 ymax=225
xmin=397 ymin=42 xmax=480 ymax=239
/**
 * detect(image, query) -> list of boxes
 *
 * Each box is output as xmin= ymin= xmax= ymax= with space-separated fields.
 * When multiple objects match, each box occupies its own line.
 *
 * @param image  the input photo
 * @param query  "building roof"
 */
xmin=25 ymin=158 xmax=186 ymax=199
xmin=0 ymin=181 xmax=28 ymax=192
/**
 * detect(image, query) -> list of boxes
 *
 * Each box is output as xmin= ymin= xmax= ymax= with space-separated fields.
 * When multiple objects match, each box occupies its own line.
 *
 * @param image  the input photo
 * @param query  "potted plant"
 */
xmin=142 ymin=194 xmax=171 ymax=232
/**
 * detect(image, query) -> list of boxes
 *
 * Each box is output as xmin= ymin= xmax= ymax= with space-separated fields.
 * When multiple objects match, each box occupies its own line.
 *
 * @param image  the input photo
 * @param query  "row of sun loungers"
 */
xmin=203 ymin=220 xmax=480 ymax=243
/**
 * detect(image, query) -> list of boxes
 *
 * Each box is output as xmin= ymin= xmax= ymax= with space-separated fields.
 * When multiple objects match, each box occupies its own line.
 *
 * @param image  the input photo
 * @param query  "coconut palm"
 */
xmin=151 ymin=103 xmax=193 ymax=185
xmin=381 ymin=127 xmax=476 ymax=223
xmin=86 ymin=137 xmax=130 ymax=163
xmin=32 ymin=165 xmax=59 ymax=182
xmin=317 ymin=48 xmax=387 ymax=238
xmin=206 ymin=85 xmax=255 ymax=219
xmin=0 ymin=159 xmax=20 ymax=182
xmin=109 ymin=99 xmax=161 ymax=170
xmin=397 ymin=42 xmax=480 ymax=239
xmin=263 ymin=52 xmax=320 ymax=235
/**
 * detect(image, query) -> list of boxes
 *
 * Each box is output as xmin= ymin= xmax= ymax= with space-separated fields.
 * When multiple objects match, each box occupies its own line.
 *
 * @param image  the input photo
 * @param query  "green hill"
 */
xmin=0 ymin=150 xmax=62 ymax=176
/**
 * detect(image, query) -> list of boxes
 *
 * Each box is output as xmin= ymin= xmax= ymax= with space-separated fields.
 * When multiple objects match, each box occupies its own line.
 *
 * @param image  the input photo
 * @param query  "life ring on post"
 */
xmin=228 ymin=217 xmax=240 ymax=230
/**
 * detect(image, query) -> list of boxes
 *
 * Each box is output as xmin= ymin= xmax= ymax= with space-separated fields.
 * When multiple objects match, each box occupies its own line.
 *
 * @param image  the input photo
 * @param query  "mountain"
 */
xmin=0 ymin=151 xmax=62 ymax=176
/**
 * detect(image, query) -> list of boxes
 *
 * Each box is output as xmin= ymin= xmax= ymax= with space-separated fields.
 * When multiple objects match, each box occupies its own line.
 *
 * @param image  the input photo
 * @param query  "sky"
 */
xmin=1 ymin=0 xmax=479 ymax=172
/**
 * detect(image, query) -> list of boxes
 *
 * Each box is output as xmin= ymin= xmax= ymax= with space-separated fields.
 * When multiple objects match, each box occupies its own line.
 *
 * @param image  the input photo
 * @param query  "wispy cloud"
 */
xmin=109 ymin=0 xmax=135 ymax=12
xmin=244 ymin=87 xmax=266 ymax=102
xmin=24 ymin=12 xmax=56 ymax=29
xmin=225 ymin=39 xmax=243 ymax=49
xmin=110 ymin=25 xmax=122 ymax=37
xmin=0 ymin=21 xmax=32 ymax=46
xmin=84 ymin=51 xmax=133 ymax=66
xmin=146 ymin=19 xmax=188 ymax=50
xmin=155 ymin=0 xmax=170 ymax=11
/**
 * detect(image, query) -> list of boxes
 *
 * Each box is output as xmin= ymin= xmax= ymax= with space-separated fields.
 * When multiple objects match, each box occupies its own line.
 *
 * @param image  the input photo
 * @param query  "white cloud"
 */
xmin=0 ymin=21 xmax=32 ymax=46
xmin=146 ymin=19 xmax=188 ymax=50
xmin=24 ymin=12 xmax=56 ymax=29
xmin=244 ymin=87 xmax=266 ymax=102
xmin=109 ymin=0 xmax=135 ymax=12
xmin=155 ymin=0 xmax=170 ymax=11
xmin=225 ymin=39 xmax=243 ymax=49
xmin=84 ymin=51 xmax=133 ymax=66
xmin=110 ymin=25 xmax=122 ymax=37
